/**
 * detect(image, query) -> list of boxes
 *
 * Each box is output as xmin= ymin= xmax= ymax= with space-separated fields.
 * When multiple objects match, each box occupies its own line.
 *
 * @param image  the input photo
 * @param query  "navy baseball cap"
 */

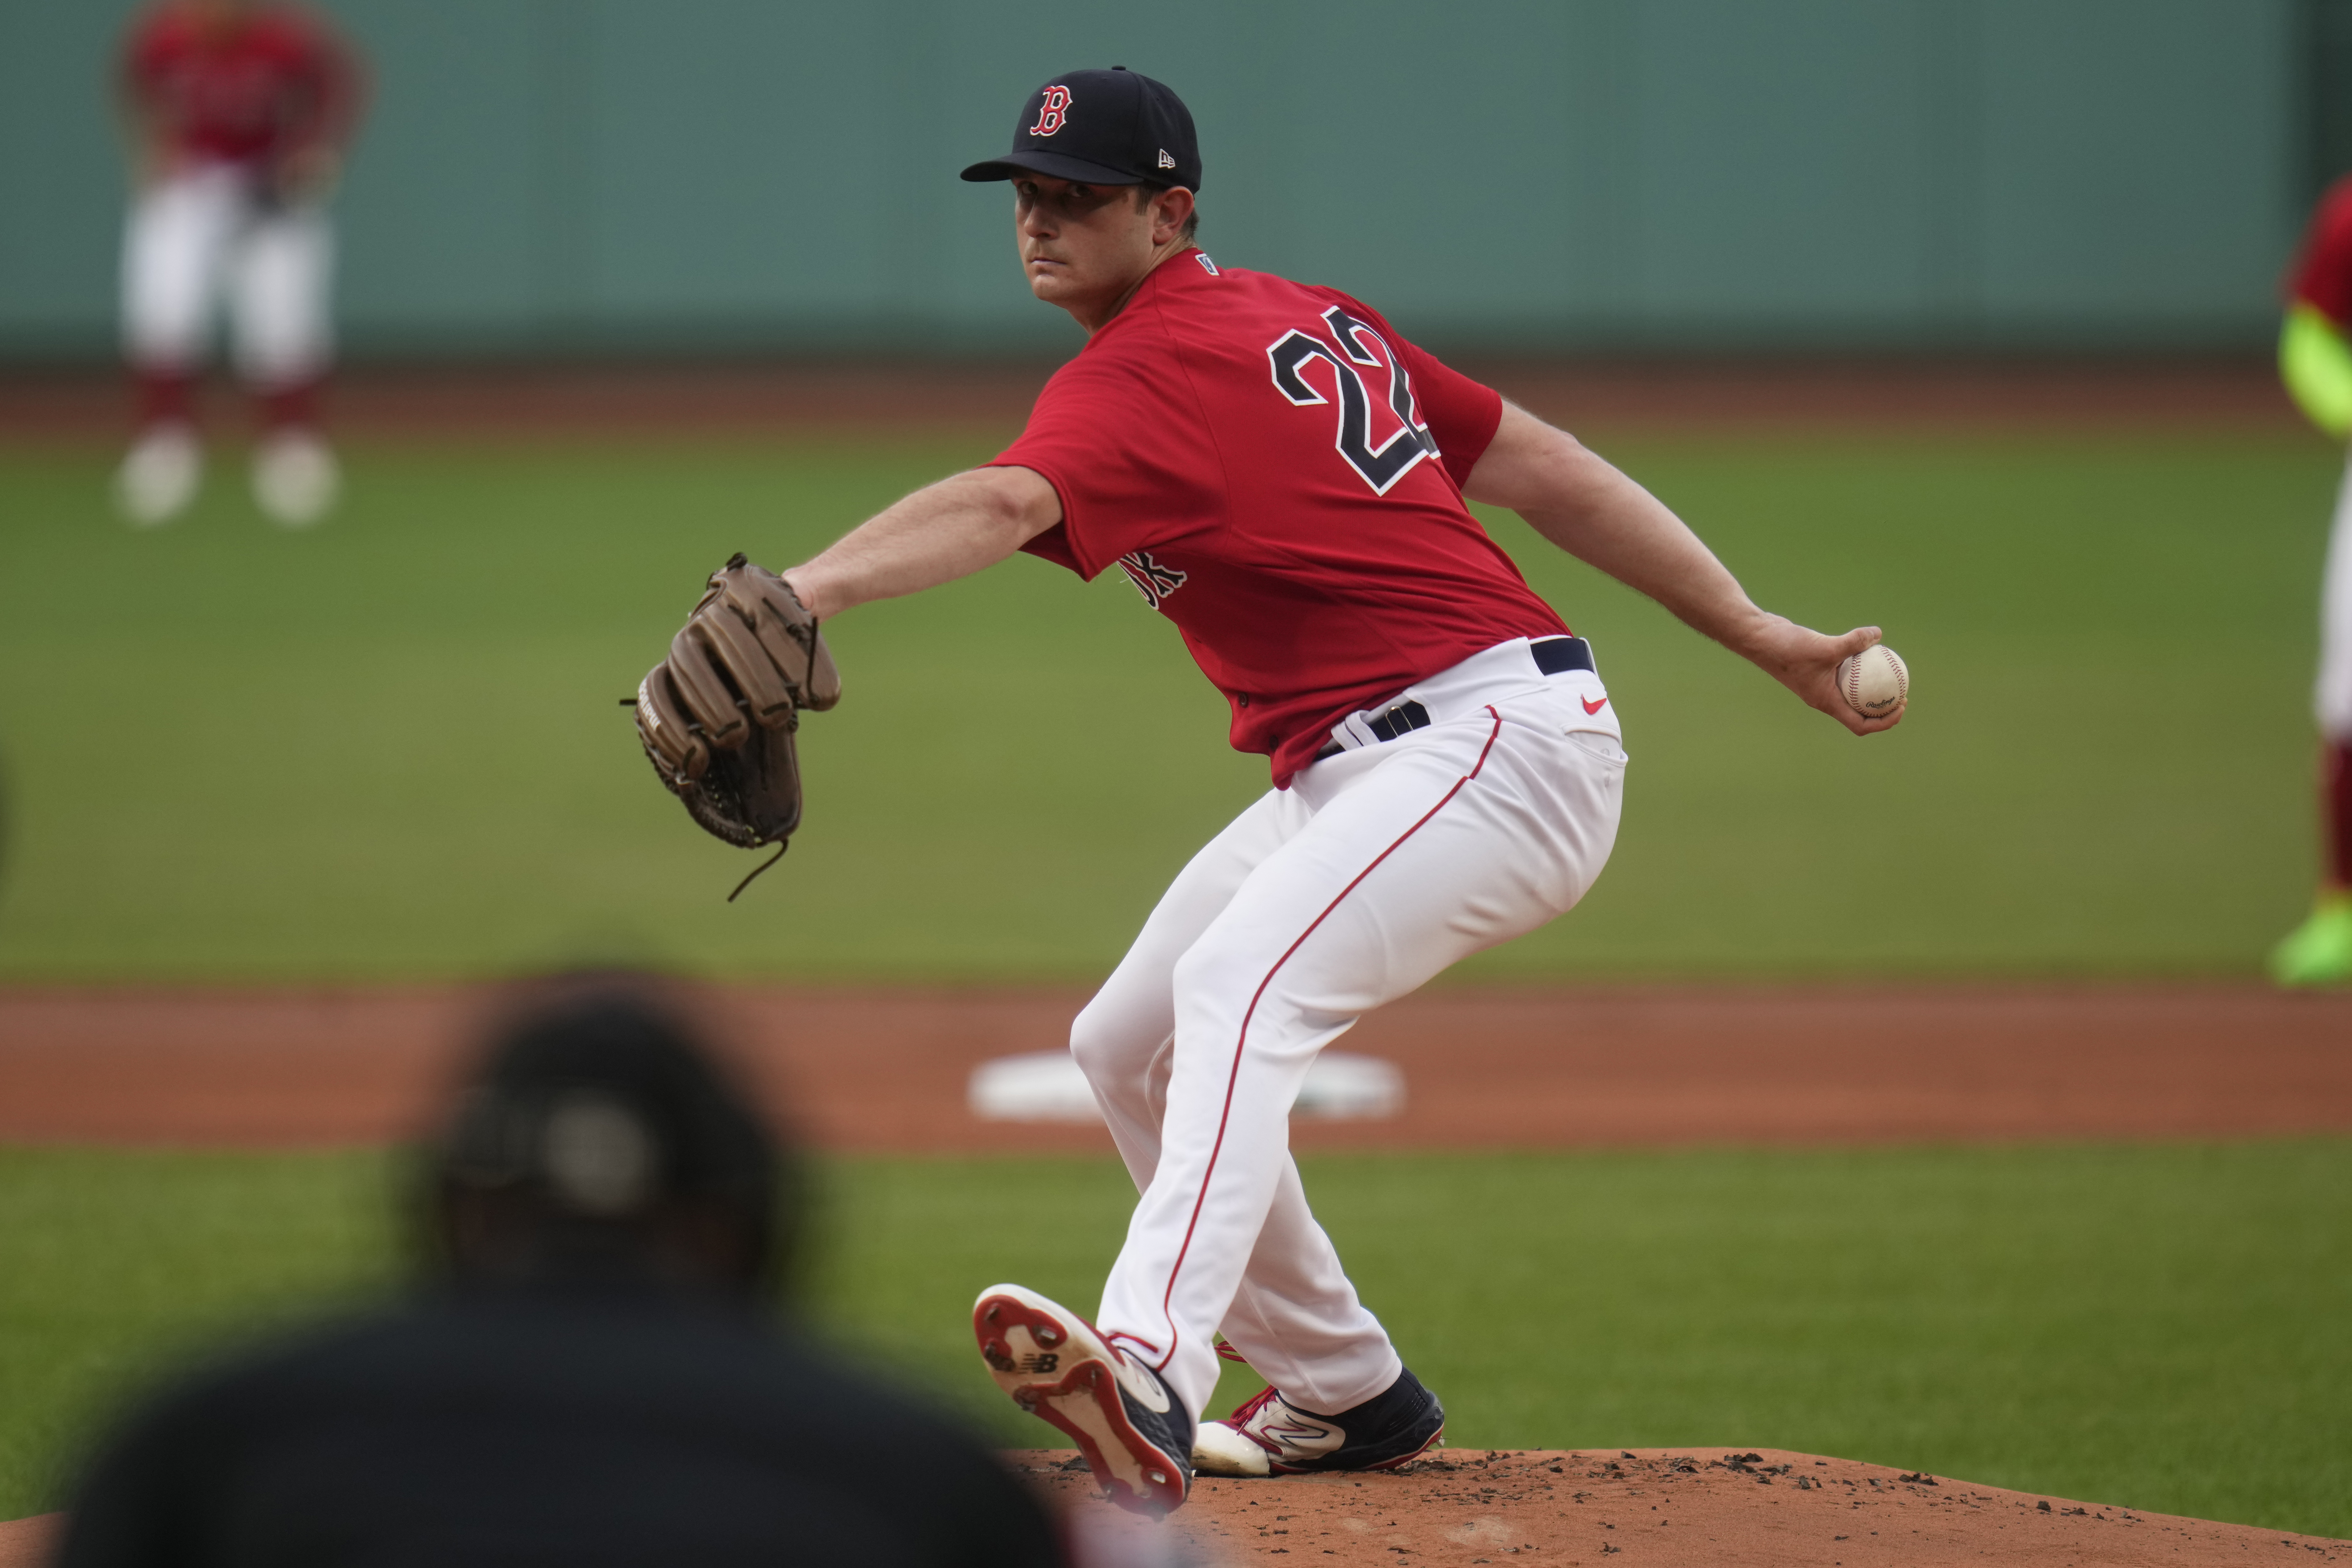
xmin=961 ymin=66 xmax=1201 ymax=190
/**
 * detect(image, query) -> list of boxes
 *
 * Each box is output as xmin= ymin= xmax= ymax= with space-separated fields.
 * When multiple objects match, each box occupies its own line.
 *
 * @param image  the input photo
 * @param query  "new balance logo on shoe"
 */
xmin=979 ymin=1345 xmax=1062 ymax=1375
xmin=1259 ymin=1409 xmax=1344 ymax=1454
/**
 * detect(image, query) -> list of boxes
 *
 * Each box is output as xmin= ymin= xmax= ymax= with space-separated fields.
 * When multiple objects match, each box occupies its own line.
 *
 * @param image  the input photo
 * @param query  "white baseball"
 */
xmin=1836 ymin=644 xmax=1909 ymax=719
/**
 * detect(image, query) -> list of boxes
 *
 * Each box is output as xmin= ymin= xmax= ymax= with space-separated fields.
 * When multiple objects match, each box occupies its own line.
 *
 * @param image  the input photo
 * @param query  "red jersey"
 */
xmin=995 ymin=251 xmax=1569 ymax=788
xmin=121 ymin=4 xmax=363 ymax=169
xmin=2287 ymin=174 xmax=2352 ymax=325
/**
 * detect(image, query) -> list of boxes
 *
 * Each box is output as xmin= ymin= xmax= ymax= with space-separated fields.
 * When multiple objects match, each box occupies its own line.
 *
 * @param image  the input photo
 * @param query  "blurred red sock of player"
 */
xmin=134 ymin=366 xmax=196 ymax=432
xmin=2326 ymin=740 xmax=2352 ymax=892
xmin=257 ymin=375 xmax=324 ymax=436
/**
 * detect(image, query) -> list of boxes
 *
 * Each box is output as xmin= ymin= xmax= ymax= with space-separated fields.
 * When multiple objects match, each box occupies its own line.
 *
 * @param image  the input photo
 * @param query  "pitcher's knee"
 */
xmin=1068 ymin=995 xmax=1162 ymax=1088
xmin=1168 ymin=932 xmax=1251 ymax=1018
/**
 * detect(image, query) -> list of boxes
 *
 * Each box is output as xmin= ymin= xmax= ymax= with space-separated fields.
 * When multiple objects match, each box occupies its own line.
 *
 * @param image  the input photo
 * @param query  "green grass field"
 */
xmin=1 ymin=430 xmax=2345 ymax=1543
xmin=1 ymin=1143 xmax=2343 ymax=1535
xmin=0 ymin=428 xmax=2337 ymax=981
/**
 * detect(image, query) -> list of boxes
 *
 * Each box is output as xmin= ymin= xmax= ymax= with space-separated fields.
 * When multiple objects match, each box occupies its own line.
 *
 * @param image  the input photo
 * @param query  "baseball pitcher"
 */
xmin=661 ymin=68 xmax=1904 ymax=1516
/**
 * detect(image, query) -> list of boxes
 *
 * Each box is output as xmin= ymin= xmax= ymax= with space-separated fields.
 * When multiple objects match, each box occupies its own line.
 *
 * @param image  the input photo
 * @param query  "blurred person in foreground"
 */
xmin=2273 ymin=178 xmax=2352 ymax=986
xmin=53 ymin=976 xmax=1066 ymax=1568
xmin=112 ymin=0 xmax=364 ymax=528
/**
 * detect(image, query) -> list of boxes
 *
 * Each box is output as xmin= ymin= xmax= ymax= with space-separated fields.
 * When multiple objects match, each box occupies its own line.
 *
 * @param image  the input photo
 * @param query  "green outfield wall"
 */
xmin=0 ymin=0 xmax=2311 ymax=358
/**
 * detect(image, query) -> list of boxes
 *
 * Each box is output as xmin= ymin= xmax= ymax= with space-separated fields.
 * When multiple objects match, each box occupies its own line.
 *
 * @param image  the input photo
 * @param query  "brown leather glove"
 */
xmin=633 ymin=553 xmax=840 ymax=898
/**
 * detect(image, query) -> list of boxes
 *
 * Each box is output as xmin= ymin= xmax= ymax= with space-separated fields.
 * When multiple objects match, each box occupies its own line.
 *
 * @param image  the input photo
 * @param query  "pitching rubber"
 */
xmin=973 ymin=1284 xmax=1189 ymax=1517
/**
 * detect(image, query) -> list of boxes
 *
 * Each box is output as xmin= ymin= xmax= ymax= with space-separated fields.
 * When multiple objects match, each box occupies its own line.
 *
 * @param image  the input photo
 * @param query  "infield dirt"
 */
xmin=0 ymin=983 xmax=2346 ymax=1150
xmin=1018 ymin=1447 xmax=2351 ymax=1567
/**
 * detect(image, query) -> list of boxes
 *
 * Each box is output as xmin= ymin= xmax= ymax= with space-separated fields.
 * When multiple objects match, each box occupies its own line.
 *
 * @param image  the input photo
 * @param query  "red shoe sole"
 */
xmin=974 ymin=1291 xmax=1187 ymax=1517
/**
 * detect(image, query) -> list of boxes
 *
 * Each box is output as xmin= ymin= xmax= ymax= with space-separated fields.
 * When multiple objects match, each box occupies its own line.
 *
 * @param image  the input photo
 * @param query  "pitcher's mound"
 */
xmin=1008 ymin=1448 xmax=2349 ymax=1566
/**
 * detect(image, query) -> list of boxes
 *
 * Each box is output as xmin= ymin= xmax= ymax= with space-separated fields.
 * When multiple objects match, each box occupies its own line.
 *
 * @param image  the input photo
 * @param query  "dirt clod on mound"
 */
xmin=1007 ymin=1448 xmax=2350 ymax=1567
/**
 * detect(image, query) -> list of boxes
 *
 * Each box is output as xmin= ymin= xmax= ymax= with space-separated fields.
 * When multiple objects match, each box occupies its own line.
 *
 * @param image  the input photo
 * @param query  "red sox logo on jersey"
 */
xmin=1116 ymin=550 xmax=1187 ymax=609
xmin=1029 ymin=85 xmax=1073 ymax=137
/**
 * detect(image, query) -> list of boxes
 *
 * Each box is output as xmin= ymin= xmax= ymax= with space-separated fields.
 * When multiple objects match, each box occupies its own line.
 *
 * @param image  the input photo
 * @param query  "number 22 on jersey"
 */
xmin=1266 ymin=306 xmax=1441 ymax=495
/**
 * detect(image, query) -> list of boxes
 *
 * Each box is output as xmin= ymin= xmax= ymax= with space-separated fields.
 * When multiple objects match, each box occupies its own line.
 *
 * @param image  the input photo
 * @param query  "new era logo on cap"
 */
xmin=1158 ymin=149 xmax=1175 ymax=169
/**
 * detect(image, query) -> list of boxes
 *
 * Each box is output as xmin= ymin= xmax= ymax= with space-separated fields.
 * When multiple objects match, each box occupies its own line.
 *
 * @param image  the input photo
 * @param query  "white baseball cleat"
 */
xmin=973 ymin=1283 xmax=1193 ymax=1517
xmin=252 ymin=430 xmax=341 ymax=527
xmin=114 ymin=426 xmax=202 ymax=527
xmin=1190 ymin=1416 xmax=1274 ymax=1476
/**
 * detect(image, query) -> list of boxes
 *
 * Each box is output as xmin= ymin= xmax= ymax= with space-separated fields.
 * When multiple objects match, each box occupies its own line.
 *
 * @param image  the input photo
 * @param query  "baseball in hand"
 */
xmin=1836 ymin=644 xmax=1909 ymax=719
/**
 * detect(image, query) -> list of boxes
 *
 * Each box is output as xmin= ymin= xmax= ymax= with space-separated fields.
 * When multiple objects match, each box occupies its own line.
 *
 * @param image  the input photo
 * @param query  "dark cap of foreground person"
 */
xmin=422 ymin=973 xmax=794 ymax=1295
xmin=54 ymin=974 xmax=1067 ymax=1568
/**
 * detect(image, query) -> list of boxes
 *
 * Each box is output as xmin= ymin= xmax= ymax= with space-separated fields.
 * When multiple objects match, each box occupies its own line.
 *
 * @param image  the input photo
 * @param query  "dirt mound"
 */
xmin=1011 ymin=1448 xmax=2349 ymax=1566
xmin=15 ymin=1449 xmax=2341 ymax=1566
xmin=0 ymin=1515 xmax=54 ymax=1568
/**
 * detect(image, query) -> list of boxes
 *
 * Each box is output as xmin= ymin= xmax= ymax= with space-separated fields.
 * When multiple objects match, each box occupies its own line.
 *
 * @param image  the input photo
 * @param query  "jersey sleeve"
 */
xmin=1328 ymin=293 xmax=1504 ymax=489
xmin=118 ymin=11 xmax=168 ymax=116
xmin=991 ymin=352 xmax=1222 ymax=579
xmin=2287 ymin=175 xmax=2352 ymax=327
xmin=288 ymin=10 xmax=367 ymax=153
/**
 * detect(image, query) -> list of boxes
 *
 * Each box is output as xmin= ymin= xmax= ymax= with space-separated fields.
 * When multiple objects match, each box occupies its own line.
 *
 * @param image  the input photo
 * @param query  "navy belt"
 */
xmin=1313 ymin=637 xmax=1594 ymax=761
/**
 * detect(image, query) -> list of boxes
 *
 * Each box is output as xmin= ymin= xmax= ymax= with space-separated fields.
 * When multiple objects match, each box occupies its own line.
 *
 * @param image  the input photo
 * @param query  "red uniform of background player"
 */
xmin=2269 ymin=175 xmax=2352 ymax=984
xmin=114 ymin=0 xmax=364 ymax=527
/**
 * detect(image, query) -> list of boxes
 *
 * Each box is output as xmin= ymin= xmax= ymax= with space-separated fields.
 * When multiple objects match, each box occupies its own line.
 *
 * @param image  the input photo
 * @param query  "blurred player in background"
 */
xmin=113 ymin=0 xmax=364 ymax=528
xmin=2272 ymin=176 xmax=2352 ymax=986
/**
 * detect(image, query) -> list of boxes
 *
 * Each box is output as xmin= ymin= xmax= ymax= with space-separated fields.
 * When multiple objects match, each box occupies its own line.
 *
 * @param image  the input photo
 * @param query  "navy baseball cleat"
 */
xmin=1191 ymin=1366 xmax=1445 ymax=1476
xmin=973 ymin=1284 xmax=1193 ymax=1516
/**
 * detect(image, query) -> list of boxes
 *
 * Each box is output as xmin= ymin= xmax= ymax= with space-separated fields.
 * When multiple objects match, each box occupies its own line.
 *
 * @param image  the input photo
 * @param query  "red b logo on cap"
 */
xmin=1030 ymin=85 xmax=1072 ymax=137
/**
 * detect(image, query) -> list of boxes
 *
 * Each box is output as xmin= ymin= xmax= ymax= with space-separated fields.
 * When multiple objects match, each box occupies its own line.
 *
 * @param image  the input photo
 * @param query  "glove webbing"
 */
xmin=720 ymin=603 xmax=823 ymax=904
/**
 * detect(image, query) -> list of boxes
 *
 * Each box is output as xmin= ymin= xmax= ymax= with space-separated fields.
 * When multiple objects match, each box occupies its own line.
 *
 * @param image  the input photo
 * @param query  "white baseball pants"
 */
xmin=1073 ymin=638 xmax=1626 ymax=1425
xmin=121 ymin=164 xmax=334 ymax=387
xmin=2321 ymin=450 xmax=2352 ymax=742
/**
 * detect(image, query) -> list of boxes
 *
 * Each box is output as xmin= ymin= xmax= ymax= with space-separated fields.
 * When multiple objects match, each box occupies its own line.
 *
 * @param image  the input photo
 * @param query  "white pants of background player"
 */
xmin=1072 ymin=637 xmax=1626 ymax=1425
xmin=122 ymin=163 xmax=333 ymax=393
xmin=2321 ymin=455 xmax=2352 ymax=741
